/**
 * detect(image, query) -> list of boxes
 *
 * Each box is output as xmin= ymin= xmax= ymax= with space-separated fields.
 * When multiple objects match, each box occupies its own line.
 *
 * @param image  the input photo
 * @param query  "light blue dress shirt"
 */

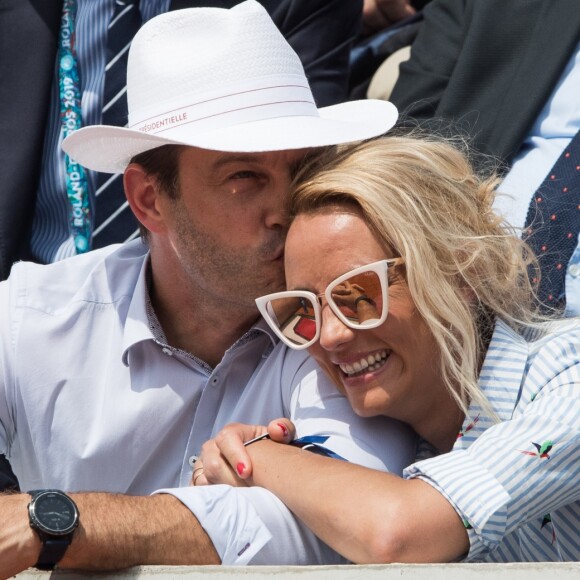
xmin=496 ymin=42 xmax=580 ymax=317
xmin=406 ymin=319 xmax=580 ymax=561
xmin=0 ymin=240 xmax=415 ymax=565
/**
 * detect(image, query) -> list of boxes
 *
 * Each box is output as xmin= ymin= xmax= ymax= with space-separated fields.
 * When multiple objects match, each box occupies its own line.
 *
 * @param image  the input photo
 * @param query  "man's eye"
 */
xmin=231 ymin=171 xmax=259 ymax=180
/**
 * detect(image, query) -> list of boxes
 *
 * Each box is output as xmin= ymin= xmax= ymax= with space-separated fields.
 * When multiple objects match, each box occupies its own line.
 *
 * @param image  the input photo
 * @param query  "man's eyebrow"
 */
xmin=211 ymin=154 xmax=263 ymax=171
xmin=210 ymin=151 xmax=311 ymax=177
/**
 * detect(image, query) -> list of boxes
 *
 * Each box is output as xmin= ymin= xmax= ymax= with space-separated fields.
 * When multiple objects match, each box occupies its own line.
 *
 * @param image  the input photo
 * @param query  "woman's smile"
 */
xmin=337 ymin=349 xmax=391 ymax=378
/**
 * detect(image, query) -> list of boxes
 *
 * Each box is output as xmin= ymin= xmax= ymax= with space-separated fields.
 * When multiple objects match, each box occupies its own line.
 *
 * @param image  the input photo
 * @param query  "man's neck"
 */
xmin=148 ymin=256 xmax=259 ymax=368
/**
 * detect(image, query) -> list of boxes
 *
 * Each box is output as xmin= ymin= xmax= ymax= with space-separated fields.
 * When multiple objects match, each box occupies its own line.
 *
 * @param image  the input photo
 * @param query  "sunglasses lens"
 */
xmin=265 ymin=296 xmax=318 ymax=346
xmin=329 ymin=270 xmax=384 ymax=326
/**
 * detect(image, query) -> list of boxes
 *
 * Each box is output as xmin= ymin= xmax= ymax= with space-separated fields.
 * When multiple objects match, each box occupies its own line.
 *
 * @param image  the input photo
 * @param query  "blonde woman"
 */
xmin=194 ymin=135 xmax=580 ymax=563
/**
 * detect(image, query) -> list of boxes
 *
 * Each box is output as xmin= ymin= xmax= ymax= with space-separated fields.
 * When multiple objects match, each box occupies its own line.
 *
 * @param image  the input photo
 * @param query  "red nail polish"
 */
xmin=236 ymin=462 xmax=245 ymax=476
xmin=277 ymin=422 xmax=289 ymax=436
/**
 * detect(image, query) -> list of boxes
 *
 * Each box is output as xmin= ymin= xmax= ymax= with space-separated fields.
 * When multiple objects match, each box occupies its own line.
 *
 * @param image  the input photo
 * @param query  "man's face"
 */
xmin=159 ymin=146 xmax=308 ymax=310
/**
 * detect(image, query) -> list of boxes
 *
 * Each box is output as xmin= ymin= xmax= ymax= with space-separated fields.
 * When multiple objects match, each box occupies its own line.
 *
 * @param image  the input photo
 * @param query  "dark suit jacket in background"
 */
xmin=0 ymin=0 xmax=362 ymax=280
xmin=390 ymin=0 xmax=580 ymax=165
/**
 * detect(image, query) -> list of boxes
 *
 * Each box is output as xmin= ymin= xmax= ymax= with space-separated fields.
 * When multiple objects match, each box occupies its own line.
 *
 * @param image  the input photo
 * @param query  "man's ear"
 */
xmin=124 ymin=164 xmax=166 ymax=235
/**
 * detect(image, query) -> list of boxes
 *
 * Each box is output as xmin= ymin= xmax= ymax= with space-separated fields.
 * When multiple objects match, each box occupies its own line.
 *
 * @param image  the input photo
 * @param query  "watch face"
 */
xmin=30 ymin=492 xmax=79 ymax=536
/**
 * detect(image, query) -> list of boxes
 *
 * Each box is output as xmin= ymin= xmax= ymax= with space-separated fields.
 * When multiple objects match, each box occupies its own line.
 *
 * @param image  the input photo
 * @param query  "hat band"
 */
xmin=130 ymin=83 xmax=318 ymax=136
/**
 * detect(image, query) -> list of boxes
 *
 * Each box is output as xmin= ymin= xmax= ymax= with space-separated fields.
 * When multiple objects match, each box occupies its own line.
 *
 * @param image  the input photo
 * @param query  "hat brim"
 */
xmin=62 ymin=100 xmax=398 ymax=174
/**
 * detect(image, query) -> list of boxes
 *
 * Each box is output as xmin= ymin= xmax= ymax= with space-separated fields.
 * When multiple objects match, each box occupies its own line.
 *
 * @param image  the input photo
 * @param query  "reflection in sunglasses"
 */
xmin=331 ymin=273 xmax=382 ymax=323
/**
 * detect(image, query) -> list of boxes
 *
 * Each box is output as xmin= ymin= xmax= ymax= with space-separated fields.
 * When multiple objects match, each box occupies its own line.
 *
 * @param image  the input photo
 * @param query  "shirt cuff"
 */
xmin=404 ymin=449 xmax=510 ymax=560
xmin=153 ymin=485 xmax=272 ymax=565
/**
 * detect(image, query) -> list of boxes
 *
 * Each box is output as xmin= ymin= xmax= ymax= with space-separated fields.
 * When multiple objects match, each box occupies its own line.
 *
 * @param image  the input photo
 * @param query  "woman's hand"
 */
xmin=191 ymin=419 xmax=296 ymax=486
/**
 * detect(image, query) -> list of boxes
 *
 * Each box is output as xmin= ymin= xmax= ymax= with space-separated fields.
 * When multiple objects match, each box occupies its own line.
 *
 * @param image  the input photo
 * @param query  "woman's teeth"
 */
xmin=339 ymin=350 xmax=389 ymax=377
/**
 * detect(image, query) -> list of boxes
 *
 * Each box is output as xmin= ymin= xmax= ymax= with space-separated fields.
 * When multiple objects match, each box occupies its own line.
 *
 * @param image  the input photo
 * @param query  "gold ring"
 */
xmin=192 ymin=467 xmax=204 ymax=486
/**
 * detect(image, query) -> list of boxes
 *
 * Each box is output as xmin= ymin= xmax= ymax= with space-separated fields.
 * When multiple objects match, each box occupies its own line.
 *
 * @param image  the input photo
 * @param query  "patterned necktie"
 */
xmin=93 ymin=0 xmax=142 ymax=248
xmin=523 ymin=129 xmax=580 ymax=310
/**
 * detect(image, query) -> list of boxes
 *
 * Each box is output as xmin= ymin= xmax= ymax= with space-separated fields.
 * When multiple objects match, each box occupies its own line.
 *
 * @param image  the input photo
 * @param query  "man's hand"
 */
xmin=362 ymin=0 xmax=416 ymax=35
xmin=0 ymin=493 xmax=40 ymax=580
xmin=194 ymin=420 xmax=295 ymax=486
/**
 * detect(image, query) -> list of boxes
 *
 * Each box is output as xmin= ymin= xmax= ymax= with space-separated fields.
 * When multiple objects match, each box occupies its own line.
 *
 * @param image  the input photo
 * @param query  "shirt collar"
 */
xmin=121 ymin=255 xmax=157 ymax=366
xmin=242 ymin=316 xmax=279 ymax=348
xmin=121 ymin=257 xmax=280 ymax=366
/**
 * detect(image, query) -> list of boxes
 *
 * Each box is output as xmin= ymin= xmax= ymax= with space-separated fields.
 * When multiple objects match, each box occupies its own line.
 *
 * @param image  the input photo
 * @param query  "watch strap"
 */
xmin=35 ymin=537 xmax=73 ymax=571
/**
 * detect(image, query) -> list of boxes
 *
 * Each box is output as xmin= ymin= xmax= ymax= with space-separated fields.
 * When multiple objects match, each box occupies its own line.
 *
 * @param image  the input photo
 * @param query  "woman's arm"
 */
xmin=198 ymin=421 xmax=468 ymax=564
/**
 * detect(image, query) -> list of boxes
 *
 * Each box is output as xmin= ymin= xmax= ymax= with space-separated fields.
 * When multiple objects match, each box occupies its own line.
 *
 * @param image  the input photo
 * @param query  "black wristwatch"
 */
xmin=28 ymin=489 xmax=79 ymax=570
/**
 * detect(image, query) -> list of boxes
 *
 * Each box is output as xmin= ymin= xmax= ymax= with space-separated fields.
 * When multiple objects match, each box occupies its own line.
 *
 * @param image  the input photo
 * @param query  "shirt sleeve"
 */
xmin=155 ymin=485 xmax=346 ymax=565
xmin=156 ymin=351 xmax=417 ymax=565
xmin=404 ymin=335 xmax=580 ymax=560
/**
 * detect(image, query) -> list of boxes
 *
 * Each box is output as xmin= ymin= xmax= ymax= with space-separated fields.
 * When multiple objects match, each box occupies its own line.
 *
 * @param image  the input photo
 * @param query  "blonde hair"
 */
xmin=290 ymin=134 xmax=543 ymax=418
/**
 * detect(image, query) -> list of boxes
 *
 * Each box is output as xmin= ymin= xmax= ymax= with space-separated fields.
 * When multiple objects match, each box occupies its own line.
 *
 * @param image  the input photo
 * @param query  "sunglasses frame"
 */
xmin=256 ymin=258 xmax=405 ymax=350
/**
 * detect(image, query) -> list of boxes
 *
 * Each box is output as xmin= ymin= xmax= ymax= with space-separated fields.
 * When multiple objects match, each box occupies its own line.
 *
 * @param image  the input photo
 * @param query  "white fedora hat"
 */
xmin=62 ymin=0 xmax=398 ymax=174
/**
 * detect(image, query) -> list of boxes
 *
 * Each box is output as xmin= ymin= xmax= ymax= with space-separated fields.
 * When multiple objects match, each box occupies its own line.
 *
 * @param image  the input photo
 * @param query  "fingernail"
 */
xmin=236 ymin=462 xmax=245 ymax=476
xmin=277 ymin=423 xmax=289 ymax=437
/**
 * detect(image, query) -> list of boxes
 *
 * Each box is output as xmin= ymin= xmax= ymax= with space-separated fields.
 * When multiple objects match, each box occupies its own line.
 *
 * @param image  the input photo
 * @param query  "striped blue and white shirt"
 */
xmin=30 ymin=0 xmax=170 ymax=264
xmin=405 ymin=319 xmax=580 ymax=562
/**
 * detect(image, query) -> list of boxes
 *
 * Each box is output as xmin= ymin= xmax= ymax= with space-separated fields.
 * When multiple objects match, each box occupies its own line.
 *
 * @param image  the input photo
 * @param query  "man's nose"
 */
xmin=264 ymin=175 xmax=291 ymax=230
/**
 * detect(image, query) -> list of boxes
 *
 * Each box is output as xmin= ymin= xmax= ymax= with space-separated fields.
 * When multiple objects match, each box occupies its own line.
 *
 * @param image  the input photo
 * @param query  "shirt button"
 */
xmin=188 ymin=455 xmax=198 ymax=467
xmin=211 ymin=377 xmax=218 ymax=385
xmin=162 ymin=347 xmax=173 ymax=356
xmin=569 ymin=264 xmax=580 ymax=278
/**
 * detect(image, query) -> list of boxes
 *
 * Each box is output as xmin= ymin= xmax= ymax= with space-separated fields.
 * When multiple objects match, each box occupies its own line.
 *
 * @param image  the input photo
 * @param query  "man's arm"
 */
xmin=194 ymin=423 xmax=467 ymax=564
xmin=207 ymin=434 xmax=468 ymax=564
xmin=0 ymin=492 xmax=218 ymax=579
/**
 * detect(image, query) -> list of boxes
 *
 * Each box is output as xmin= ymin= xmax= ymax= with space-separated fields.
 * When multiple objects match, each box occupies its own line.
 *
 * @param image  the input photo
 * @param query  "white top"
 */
xmin=0 ymin=240 xmax=415 ymax=564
